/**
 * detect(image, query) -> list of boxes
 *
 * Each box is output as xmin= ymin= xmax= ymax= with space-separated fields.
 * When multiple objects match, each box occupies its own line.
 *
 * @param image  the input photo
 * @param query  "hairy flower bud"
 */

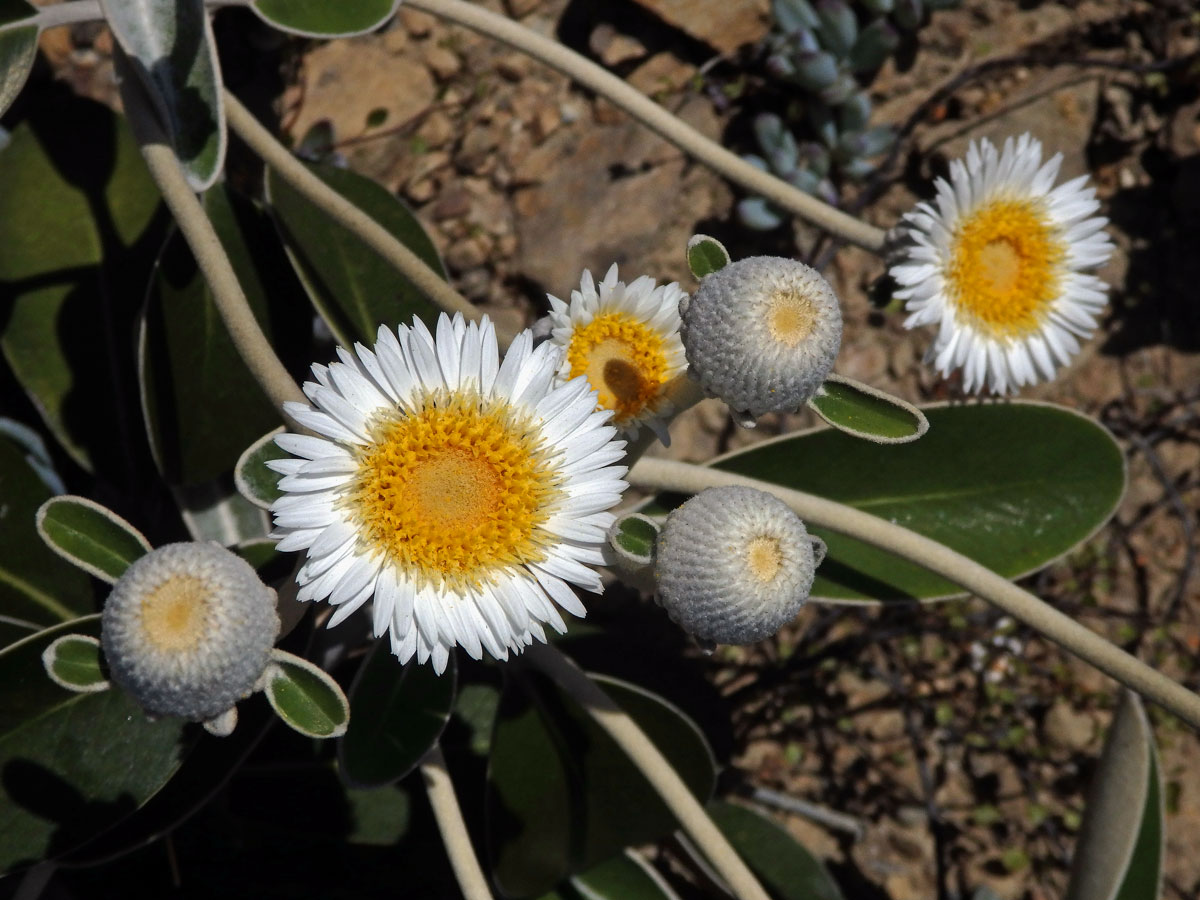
xmin=680 ymin=256 xmax=842 ymax=421
xmin=101 ymin=542 xmax=280 ymax=722
xmin=654 ymin=486 xmax=823 ymax=644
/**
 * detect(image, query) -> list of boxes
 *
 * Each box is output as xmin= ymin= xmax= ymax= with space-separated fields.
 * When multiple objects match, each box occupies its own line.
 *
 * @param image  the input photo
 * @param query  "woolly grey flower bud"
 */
xmin=680 ymin=256 xmax=842 ymax=420
xmin=654 ymin=486 xmax=823 ymax=644
xmin=101 ymin=542 xmax=281 ymax=722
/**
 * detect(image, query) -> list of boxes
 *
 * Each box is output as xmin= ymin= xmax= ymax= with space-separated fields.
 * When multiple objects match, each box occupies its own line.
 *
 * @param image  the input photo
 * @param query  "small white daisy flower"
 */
xmin=889 ymin=133 xmax=1114 ymax=394
xmin=269 ymin=313 xmax=629 ymax=674
xmin=655 ymin=486 xmax=823 ymax=645
xmin=546 ymin=264 xmax=688 ymax=445
xmin=679 ymin=256 xmax=842 ymax=421
xmin=101 ymin=542 xmax=280 ymax=723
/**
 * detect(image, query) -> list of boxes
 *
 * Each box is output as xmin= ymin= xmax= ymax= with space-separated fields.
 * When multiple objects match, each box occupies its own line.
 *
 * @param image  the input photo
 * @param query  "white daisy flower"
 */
xmin=269 ymin=313 xmax=628 ymax=674
xmin=546 ymin=264 xmax=688 ymax=446
xmin=889 ymin=133 xmax=1113 ymax=395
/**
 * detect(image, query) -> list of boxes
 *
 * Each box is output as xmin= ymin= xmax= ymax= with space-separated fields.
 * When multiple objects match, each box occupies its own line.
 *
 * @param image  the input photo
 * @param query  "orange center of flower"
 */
xmin=350 ymin=393 xmax=560 ymax=590
xmin=566 ymin=313 xmax=669 ymax=425
xmin=947 ymin=197 xmax=1064 ymax=337
xmin=141 ymin=575 xmax=210 ymax=652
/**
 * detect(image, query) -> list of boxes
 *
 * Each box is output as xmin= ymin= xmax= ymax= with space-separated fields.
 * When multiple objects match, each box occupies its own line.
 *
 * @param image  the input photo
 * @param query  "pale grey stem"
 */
xmin=420 ymin=744 xmax=495 ymax=900
xmin=122 ymin=72 xmax=310 ymax=422
xmin=407 ymin=0 xmax=888 ymax=253
xmin=748 ymin=787 xmax=865 ymax=839
xmin=221 ymin=92 xmax=519 ymax=346
xmin=526 ymin=643 xmax=773 ymax=900
xmin=628 ymin=456 xmax=1200 ymax=731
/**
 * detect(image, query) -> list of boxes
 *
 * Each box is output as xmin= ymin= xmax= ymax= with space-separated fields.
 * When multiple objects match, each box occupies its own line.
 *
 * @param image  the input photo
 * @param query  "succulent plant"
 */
xmin=739 ymin=0 xmax=961 ymax=230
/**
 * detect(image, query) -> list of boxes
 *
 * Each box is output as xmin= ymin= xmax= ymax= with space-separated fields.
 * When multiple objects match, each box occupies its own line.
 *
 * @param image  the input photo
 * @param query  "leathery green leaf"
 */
xmin=0 ymin=96 xmax=162 ymax=476
xmin=0 ymin=616 xmax=188 ymax=874
xmin=36 ymin=495 xmax=152 ymax=584
xmin=41 ymin=634 xmax=109 ymax=692
xmin=707 ymin=801 xmax=844 ymax=900
xmin=640 ymin=402 xmax=1125 ymax=602
xmin=0 ymin=20 xmax=37 ymax=118
xmin=1065 ymin=691 xmax=1163 ymax=900
xmin=101 ymin=0 xmax=225 ymax=190
xmin=250 ymin=0 xmax=400 ymax=37
xmin=686 ymin=234 xmax=731 ymax=279
xmin=234 ymin=428 xmax=287 ymax=511
xmin=339 ymin=641 xmax=457 ymax=787
xmin=265 ymin=161 xmax=444 ymax=348
xmin=487 ymin=670 xmax=716 ymax=897
xmin=538 ymin=850 xmax=683 ymax=900
xmin=0 ymin=438 xmax=93 ymax=629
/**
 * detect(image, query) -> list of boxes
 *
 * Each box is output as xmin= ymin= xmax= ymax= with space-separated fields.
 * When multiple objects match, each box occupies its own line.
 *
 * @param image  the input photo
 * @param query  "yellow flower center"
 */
xmin=744 ymin=536 xmax=783 ymax=584
xmin=566 ymin=313 xmax=669 ymax=424
xmin=350 ymin=393 xmax=560 ymax=590
xmin=947 ymin=197 xmax=1064 ymax=337
xmin=766 ymin=289 xmax=817 ymax=347
xmin=141 ymin=575 xmax=210 ymax=652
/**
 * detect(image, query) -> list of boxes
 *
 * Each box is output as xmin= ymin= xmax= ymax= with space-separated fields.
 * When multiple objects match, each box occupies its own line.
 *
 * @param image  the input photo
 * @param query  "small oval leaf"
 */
xmin=234 ymin=427 xmax=287 ymax=510
xmin=608 ymin=514 xmax=659 ymax=567
xmin=0 ymin=22 xmax=37 ymax=118
xmin=1065 ymin=691 xmax=1163 ymax=900
xmin=264 ymin=649 xmax=349 ymax=739
xmin=101 ymin=0 xmax=226 ymax=190
xmin=339 ymin=640 xmax=457 ymax=787
xmin=706 ymin=801 xmax=845 ymax=900
xmin=250 ymin=0 xmax=400 ymax=37
xmin=265 ymin=161 xmax=445 ymax=348
xmin=36 ymin=495 xmax=152 ymax=584
xmin=42 ymin=634 xmax=110 ymax=693
xmin=807 ymin=374 xmax=928 ymax=444
xmin=686 ymin=234 xmax=731 ymax=279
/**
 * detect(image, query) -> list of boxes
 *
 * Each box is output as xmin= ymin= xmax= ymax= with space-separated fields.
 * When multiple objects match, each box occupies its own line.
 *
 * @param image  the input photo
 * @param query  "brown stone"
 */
xmin=423 ymin=44 xmax=462 ymax=80
xmin=627 ymin=0 xmax=769 ymax=55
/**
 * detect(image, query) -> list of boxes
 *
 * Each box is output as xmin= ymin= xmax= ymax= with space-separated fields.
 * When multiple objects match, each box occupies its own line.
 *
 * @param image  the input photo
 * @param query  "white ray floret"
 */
xmin=270 ymin=313 xmax=629 ymax=674
xmin=545 ymin=264 xmax=688 ymax=446
xmin=889 ymin=133 xmax=1114 ymax=394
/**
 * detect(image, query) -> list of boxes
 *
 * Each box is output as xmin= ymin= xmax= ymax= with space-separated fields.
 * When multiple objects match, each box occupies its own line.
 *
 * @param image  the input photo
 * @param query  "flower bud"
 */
xmin=679 ymin=256 xmax=842 ymax=420
xmin=654 ymin=486 xmax=824 ymax=644
xmin=101 ymin=542 xmax=280 ymax=722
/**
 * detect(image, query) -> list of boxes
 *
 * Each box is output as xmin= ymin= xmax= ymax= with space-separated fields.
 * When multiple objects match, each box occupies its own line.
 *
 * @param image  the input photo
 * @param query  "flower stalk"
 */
xmin=420 ymin=744 xmax=495 ymax=900
xmin=629 ymin=456 xmax=1200 ymax=730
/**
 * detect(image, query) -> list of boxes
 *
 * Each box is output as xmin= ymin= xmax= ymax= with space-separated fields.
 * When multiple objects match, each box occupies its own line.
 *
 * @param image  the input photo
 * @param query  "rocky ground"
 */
xmin=37 ymin=1 xmax=1200 ymax=898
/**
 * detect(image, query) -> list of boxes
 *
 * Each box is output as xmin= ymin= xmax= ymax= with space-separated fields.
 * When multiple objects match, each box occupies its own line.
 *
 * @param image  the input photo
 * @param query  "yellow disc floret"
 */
xmin=947 ymin=197 xmax=1065 ymax=337
xmin=566 ymin=313 xmax=669 ymax=424
xmin=350 ymin=393 xmax=561 ymax=591
xmin=141 ymin=575 xmax=210 ymax=652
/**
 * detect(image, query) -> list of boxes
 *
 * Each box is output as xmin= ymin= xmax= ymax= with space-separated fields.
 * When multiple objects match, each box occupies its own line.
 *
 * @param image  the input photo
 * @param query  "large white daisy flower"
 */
xmin=889 ymin=133 xmax=1113 ymax=394
xmin=268 ymin=313 xmax=628 ymax=674
xmin=546 ymin=264 xmax=688 ymax=445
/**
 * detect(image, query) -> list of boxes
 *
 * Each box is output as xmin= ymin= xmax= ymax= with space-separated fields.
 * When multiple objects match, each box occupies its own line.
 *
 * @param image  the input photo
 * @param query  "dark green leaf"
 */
xmin=339 ymin=640 xmax=457 ymax=787
xmin=1065 ymin=691 xmax=1163 ymax=900
xmin=539 ymin=850 xmax=682 ymax=900
xmin=0 ymin=616 xmax=188 ymax=874
xmin=36 ymin=495 xmax=152 ymax=584
xmin=140 ymin=187 xmax=303 ymax=484
xmin=0 ymin=438 xmax=93 ymax=628
xmin=0 ymin=22 xmax=36 ymax=118
xmin=0 ymin=0 xmax=37 ymax=27
xmin=266 ymin=161 xmax=445 ymax=348
xmin=346 ymin=783 xmax=412 ymax=846
xmin=807 ymin=374 xmax=928 ymax=443
xmin=250 ymin=0 xmax=400 ymax=37
xmin=42 ymin=634 xmax=108 ymax=691
xmin=264 ymin=650 xmax=349 ymax=739
xmin=686 ymin=234 xmax=731 ymax=279
xmin=611 ymin=514 xmax=658 ymax=563
xmin=488 ymin=670 xmax=717 ymax=897
xmin=174 ymin=480 xmax=270 ymax=546
xmin=235 ymin=428 xmax=287 ymax=510
xmin=643 ymin=402 xmax=1125 ymax=602
xmin=101 ymin=0 xmax=225 ymax=190
xmin=707 ymin=801 xmax=844 ymax=900
xmin=0 ymin=96 xmax=162 ymax=477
